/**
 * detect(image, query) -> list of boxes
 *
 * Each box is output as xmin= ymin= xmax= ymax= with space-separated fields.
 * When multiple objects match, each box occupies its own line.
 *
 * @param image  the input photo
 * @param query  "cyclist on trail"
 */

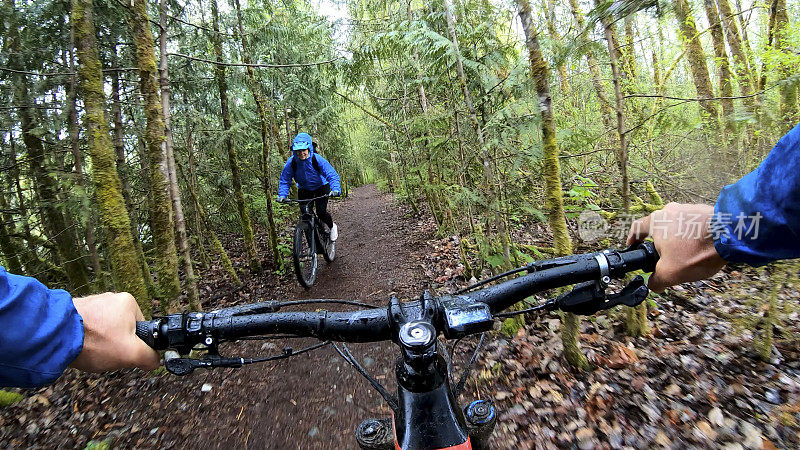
xmin=277 ymin=132 xmax=341 ymax=241
xmin=0 ymin=124 xmax=797 ymax=388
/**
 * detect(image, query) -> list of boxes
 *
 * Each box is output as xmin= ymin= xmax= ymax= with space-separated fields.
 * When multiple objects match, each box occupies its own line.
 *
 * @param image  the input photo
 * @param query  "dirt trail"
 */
xmin=0 ymin=184 xmax=436 ymax=449
xmin=184 ymin=184 xmax=432 ymax=448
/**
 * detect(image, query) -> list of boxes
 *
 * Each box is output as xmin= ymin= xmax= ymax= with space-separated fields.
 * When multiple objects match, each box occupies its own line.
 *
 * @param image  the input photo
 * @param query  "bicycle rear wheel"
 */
xmin=293 ymin=223 xmax=317 ymax=288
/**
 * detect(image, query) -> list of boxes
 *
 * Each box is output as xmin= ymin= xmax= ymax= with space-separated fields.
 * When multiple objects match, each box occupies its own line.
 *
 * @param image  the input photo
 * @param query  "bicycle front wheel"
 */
xmin=293 ymin=223 xmax=317 ymax=288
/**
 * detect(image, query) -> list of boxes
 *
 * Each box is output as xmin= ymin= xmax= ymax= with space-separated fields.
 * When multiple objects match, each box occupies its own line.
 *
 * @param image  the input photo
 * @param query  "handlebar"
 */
xmin=136 ymin=242 xmax=658 ymax=354
xmin=278 ymin=192 xmax=338 ymax=203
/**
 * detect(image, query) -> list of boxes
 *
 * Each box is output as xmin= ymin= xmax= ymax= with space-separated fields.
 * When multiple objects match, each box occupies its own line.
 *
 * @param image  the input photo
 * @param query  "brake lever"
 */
xmin=554 ymin=275 xmax=649 ymax=315
xmin=164 ymin=353 xmax=246 ymax=376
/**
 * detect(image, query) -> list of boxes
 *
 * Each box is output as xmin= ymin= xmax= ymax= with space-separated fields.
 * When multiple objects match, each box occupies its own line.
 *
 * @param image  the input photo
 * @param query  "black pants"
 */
xmin=299 ymin=184 xmax=333 ymax=228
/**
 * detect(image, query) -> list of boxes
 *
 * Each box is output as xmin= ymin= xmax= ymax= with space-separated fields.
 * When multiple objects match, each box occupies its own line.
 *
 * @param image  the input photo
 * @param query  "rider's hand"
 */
xmin=330 ymin=190 xmax=341 ymax=197
xmin=277 ymin=196 xmax=288 ymax=203
xmin=626 ymin=202 xmax=727 ymax=293
xmin=69 ymin=292 xmax=160 ymax=372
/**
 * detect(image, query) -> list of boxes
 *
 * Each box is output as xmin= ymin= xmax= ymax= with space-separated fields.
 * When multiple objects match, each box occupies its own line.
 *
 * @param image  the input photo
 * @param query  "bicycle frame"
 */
xmin=354 ymin=294 xmax=496 ymax=450
xmin=287 ymin=195 xmax=331 ymax=251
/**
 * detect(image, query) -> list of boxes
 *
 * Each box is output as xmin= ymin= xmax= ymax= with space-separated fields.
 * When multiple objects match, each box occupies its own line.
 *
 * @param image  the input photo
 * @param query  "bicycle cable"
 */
xmin=242 ymin=341 xmax=331 ymax=364
xmin=332 ymin=343 xmax=399 ymax=411
xmin=454 ymin=333 xmax=486 ymax=397
xmin=454 ymin=266 xmax=530 ymax=295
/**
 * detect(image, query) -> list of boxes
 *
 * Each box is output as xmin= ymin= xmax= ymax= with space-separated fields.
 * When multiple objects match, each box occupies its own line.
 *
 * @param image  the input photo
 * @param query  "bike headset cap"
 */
xmin=292 ymin=132 xmax=314 ymax=153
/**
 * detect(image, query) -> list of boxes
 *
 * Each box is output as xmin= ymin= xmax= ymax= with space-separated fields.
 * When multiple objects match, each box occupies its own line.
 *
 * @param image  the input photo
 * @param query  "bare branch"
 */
xmin=168 ymin=52 xmax=340 ymax=68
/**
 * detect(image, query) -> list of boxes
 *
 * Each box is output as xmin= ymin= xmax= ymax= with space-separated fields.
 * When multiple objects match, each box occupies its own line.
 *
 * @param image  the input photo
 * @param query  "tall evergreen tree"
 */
xmin=128 ymin=0 xmax=181 ymax=311
xmin=71 ymin=0 xmax=149 ymax=310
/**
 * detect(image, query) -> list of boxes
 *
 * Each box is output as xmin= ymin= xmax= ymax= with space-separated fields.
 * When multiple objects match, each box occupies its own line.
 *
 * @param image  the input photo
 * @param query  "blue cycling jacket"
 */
xmin=0 ymin=267 xmax=83 ymax=388
xmin=714 ymin=122 xmax=800 ymax=265
xmin=278 ymin=150 xmax=341 ymax=197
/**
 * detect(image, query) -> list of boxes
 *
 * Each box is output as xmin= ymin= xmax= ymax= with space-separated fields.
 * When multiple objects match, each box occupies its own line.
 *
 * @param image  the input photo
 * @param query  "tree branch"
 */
xmin=167 ymin=52 xmax=340 ymax=68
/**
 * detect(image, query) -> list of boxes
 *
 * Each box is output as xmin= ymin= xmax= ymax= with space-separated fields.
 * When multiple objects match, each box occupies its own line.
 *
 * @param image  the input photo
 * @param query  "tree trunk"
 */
xmin=129 ymin=0 xmax=181 ymax=312
xmin=233 ymin=0 xmax=281 ymax=269
xmin=71 ymin=0 xmax=149 ymax=309
xmin=184 ymin=121 xmax=211 ymax=269
xmin=159 ymin=0 xmax=199 ymax=310
xmin=703 ymin=0 xmax=735 ymax=134
xmin=444 ymin=0 xmax=510 ymax=269
xmin=518 ymin=0 xmax=588 ymax=370
xmin=110 ymin=60 xmax=155 ymax=298
xmin=542 ymin=0 xmax=570 ymax=93
xmin=67 ymin=28 xmax=104 ymax=289
xmin=596 ymin=2 xmax=631 ymax=213
xmin=568 ymin=0 xmax=615 ymax=141
xmin=716 ymin=0 xmax=755 ymax=102
xmin=772 ymin=0 xmax=797 ymax=130
xmin=182 ymin=170 xmax=241 ymax=286
xmin=0 ymin=186 xmax=23 ymax=274
xmin=210 ymin=0 xmax=261 ymax=273
xmin=674 ymin=0 xmax=719 ymax=124
xmin=8 ymin=0 xmax=91 ymax=294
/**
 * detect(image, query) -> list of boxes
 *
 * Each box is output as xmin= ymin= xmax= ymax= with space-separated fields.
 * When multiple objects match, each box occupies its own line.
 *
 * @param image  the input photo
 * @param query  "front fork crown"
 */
xmin=355 ymin=400 xmax=497 ymax=450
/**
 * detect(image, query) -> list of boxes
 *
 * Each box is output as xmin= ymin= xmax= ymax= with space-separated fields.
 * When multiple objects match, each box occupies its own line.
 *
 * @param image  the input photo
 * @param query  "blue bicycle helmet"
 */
xmin=292 ymin=132 xmax=313 ymax=152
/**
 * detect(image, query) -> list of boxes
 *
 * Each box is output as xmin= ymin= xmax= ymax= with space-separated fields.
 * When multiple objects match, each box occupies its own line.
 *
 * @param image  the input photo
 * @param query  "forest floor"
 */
xmin=2 ymin=184 xmax=800 ymax=449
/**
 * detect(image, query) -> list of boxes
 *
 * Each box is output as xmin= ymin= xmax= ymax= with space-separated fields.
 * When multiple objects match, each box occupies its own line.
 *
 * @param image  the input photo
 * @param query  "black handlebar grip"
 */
xmin=635 ymin=241 xmax=660 ymax=273
xmin=136 ymin=320 xmax=158 ymax=349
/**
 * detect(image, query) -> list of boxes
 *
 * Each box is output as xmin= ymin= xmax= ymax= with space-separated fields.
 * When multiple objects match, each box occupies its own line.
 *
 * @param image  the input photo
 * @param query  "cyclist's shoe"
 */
xmin=330 ymin=223 xmax=338 ymax=241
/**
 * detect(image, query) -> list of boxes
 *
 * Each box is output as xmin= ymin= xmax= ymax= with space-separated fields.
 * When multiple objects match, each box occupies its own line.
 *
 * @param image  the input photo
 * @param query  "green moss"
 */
xmin=519 ymin=3 xmax=589 ymax=370
xmin=209 ymin=230 xmax=241 ymax=285
xmin=500 ymin=313 xmax=525 ymax=337
xmin=84 ymin=439 xmax=112 ymax=450
xmin=128 ymin=0 xmax=181 ymax=312
xmin=72 ymin=0 xmax=149 ymax=314
xmin=0 ymin=390 xmax=24 ymax=407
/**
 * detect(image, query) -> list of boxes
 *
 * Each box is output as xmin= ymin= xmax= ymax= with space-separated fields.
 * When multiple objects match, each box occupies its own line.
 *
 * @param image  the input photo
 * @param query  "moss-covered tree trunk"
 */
xmin=596 ymin=4 xmax=631 ymax=213
xmin=233 ymin=0 xmax=281 ymax=270
xmin=71 ymin=0 xmax=149 ymax=310
xmin=110 ymin=60 xmax=155 ymax=298
xmin=716 ymin=0 xmax=755 ymax=101
xmin=66 ymin=29 xmax=104 ymax=289
xmin=518 ymin=0 xmax=589 ymax=370
xmin=674 ymin=0 xmax=719 ymax=125
xmin=128 ymin=0 xmax=180 ymax=312
xmin=159 ymin=0 xmax=199 ymax=310
xmin=772 ymin=0 xmax=797 ymax=130
xmin=8 ymin=0 xmax=90 ymax=294
xmin=210 ymin=0 xmax=261 ymax=273
xmin=703 ymin=0 xmax=735 ymax=139
xmin=542 ymin=0 xmax=569 ymax=94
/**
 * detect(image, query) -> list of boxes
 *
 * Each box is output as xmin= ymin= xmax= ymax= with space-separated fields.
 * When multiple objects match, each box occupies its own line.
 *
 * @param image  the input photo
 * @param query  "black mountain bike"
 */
xmin=137 ymin=242 xmax=658 ymax=449
xmin=279 ymin=194 xmax=337 ymax=288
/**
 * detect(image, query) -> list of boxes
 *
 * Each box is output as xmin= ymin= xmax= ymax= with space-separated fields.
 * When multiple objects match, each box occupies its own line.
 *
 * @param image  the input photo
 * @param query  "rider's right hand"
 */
xmin=626 ymin=202 xmax=727 ymax=293
xmin=70 ymin=292 xmax=160 ymax=372
xmin=277 ymin=196 xmax=288 ymax=203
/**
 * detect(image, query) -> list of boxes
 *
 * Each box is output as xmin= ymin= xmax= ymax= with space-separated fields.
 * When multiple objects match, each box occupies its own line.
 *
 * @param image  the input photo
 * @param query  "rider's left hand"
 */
xmin=330 ymin=190 xmax=341 ymax=197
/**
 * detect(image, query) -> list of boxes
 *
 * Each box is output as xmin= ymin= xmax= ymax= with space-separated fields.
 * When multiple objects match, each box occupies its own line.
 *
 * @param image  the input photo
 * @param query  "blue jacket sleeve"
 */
xmin=278 ymin=158 xmax=294 ymax=197
xmin=713 ymin=123 xmax=800 ymax=266
xmin=0 ymin=267 xmax=84 ymax=388
xmin=315 ymin=154 xmax=341 ymax=193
